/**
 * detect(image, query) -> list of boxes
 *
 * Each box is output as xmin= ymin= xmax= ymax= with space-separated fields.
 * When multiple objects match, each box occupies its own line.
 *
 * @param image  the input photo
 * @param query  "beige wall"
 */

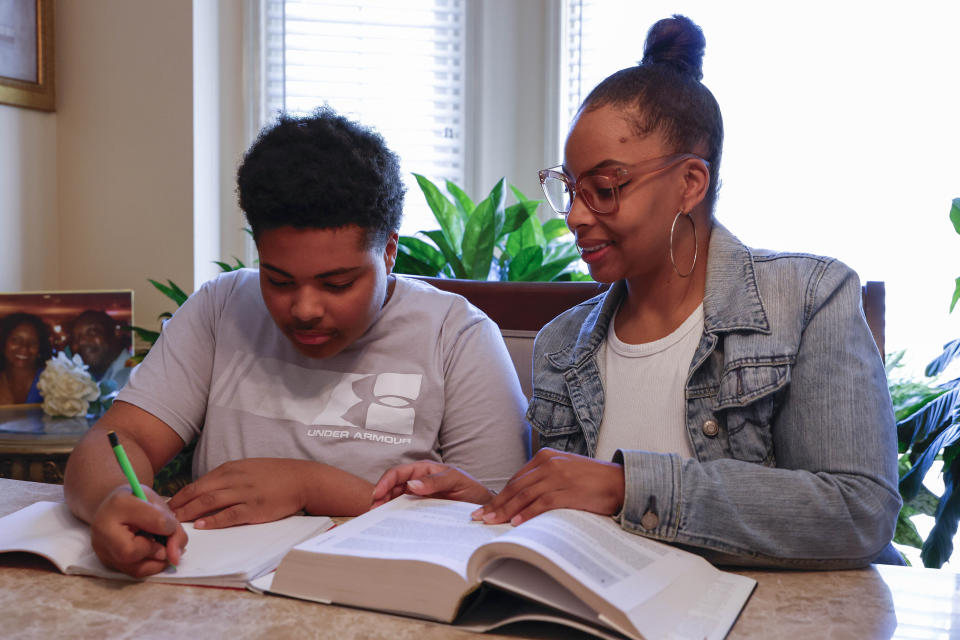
xmin=55 ymin=0 xmax=194 ymax=331
xmin=0 ymin=106 xmax=58 ymax=292
xmin=0 ymin=1 xmax=249 ymax=335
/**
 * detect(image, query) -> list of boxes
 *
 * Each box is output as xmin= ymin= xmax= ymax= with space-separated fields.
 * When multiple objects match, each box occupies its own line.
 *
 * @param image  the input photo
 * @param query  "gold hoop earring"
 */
xmin=669 ymin=210 xmax=697 ymax=278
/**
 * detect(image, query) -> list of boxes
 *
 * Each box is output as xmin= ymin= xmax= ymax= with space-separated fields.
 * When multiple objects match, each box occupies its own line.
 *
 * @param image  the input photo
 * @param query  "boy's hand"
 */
xmin=470 ymin=448 xmax=624 ymax=525
xmin=168 ymin=458 xmax=309 ymax=529
xmin=89 ymin=485 xmax=187 ymax=578
xmin=371 ymin=461 xmax=493 ymax=509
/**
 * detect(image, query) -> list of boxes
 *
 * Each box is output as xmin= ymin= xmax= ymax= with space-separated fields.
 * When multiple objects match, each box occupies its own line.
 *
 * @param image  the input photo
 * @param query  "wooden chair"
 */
xmin=862 ymin=281 xmax=885 ymax=362
xmin=414 ymin=278 xmax=607 ymax=398
xmin=416 ymin=277 xmax=887 ymax=394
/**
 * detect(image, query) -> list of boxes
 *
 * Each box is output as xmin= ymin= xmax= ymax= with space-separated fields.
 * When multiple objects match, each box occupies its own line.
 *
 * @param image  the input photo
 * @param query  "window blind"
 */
xmin=263 ymin=0 xmax=467 ymax=233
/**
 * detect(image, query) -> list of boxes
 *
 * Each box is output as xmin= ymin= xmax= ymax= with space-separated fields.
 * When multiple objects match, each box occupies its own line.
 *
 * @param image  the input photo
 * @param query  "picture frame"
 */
xmin=0 ymin=290 xmax=134 ymax=407
xmin=0 ymin=0 xmax=54 ymax=112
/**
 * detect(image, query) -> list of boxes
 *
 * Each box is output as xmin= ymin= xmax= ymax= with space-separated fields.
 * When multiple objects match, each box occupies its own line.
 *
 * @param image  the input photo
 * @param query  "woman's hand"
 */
xmin=89 ymin=485 xmax=187 ymax=577
xmin=471 ymin=448 xmax=625 ymax=525
xmin=168 ymin=458 xmax=311 ymax=529
xmin=371 ymin=461 xmax=494 ymax=509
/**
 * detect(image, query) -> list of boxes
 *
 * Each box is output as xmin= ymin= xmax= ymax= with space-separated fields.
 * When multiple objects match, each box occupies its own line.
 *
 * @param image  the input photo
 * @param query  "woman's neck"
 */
xmin=614 ymin=228 xmax=710 ymax=345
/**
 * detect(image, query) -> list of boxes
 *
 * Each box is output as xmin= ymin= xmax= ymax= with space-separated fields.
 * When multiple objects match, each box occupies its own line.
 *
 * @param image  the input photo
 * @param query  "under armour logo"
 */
xmin=340 ymin=373 xmax=422 ymax=434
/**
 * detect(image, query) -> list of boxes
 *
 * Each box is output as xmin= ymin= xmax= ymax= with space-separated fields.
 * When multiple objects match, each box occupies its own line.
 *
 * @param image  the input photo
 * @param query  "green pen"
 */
xmin=107 ymin=430 xmax=169 ymax=547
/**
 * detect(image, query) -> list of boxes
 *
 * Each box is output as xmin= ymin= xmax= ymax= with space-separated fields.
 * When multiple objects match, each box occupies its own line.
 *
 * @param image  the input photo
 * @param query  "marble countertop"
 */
xmin=1 ymin=479 xmax=957 ymax=639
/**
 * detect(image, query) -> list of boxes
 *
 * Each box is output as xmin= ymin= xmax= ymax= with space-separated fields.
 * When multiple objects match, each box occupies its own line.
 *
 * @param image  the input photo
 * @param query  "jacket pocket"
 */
xmin=526 ymin=394 xmax=583 ymax=453
xmin=714 ymin=362 xmax=790 ymax=464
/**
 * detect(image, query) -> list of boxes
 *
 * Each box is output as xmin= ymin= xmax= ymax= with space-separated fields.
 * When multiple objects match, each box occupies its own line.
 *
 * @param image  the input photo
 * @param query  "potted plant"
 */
xmin=394 ymin=175 xmax=590 ymax=282
xmin=891 ymin=197 xmax=960 ymax=568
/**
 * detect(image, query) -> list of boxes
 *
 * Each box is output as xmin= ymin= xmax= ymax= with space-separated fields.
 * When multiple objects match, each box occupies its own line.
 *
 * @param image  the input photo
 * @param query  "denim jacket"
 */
xmin=526 ymin=223 xmax=901 ymax=568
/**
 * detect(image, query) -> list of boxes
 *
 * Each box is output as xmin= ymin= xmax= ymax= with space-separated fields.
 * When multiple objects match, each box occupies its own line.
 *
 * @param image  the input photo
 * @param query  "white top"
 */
xmin=595 ymin=303 xmax=704 ymax=462
xmin=119 ymin=270 xmax=530 ymax=490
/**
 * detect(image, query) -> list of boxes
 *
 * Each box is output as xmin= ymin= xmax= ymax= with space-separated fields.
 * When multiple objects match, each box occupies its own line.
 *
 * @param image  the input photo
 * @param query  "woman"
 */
xmin=372 ymin=15 xmax=901 ymax=568
xmin=0 ymin=312 xmax=53 ymax=405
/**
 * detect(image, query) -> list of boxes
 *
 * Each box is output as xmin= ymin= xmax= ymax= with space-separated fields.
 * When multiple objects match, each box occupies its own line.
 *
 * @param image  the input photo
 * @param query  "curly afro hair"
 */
xmin=237 ymin=106 xmax=406 ymax=248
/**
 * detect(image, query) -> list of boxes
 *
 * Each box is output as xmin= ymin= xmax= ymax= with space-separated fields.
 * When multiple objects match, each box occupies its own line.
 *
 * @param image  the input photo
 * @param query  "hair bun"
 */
xmin=640 ymin=14 xmax=706 ymax=81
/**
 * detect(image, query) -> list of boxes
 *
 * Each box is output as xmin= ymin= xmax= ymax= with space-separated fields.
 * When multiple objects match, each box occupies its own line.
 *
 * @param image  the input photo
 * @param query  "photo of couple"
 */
xmin=0 ymin=291 xmax=134 ymax=406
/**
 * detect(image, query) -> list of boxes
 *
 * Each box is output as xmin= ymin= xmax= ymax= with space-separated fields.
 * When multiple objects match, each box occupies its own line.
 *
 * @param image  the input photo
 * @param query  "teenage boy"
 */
xmin=64 ymin=108 xmax=531 ymax=577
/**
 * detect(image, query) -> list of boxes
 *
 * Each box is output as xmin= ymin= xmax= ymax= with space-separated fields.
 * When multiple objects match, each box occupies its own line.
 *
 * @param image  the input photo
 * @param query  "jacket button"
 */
xmin=640 ymin=511 xmax=659 ymax=530
xmin=702 ymin=420 xmax=719 ymax=437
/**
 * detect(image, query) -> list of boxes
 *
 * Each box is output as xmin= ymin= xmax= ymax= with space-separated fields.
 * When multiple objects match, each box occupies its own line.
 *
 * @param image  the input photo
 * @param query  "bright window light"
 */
xmin=566 ymin=1 xmax=960 ymax=380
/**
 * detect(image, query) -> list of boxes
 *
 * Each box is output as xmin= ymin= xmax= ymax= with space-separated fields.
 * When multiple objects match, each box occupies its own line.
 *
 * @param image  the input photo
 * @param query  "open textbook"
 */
xmin=256 ymin=495 xmax=756 ymax=640
xmin=0 ymin=501 xmax=332 ymax=588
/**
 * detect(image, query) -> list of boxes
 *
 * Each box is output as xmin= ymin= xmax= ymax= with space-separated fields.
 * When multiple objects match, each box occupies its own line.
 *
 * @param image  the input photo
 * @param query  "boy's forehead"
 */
xmin=257 ymin=225 xmax=369 ymax=249
xmin=256 ymin=225 xmax=378 ymax=274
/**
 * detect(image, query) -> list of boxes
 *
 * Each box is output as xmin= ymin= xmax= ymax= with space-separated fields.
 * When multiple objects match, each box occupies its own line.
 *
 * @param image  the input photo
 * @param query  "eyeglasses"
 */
xmin=538 ymin=153 xmax=709 ymax=216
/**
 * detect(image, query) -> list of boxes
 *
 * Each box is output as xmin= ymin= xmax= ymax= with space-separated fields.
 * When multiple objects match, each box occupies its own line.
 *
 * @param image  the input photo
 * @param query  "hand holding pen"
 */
xmin=85 ymin=431 xmax=187 ymax=577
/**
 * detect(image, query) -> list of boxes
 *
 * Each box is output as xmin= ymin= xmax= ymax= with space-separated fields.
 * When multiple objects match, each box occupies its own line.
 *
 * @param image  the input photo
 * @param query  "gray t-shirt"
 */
xmin=119 ymin=270 xmax=530 ymax=490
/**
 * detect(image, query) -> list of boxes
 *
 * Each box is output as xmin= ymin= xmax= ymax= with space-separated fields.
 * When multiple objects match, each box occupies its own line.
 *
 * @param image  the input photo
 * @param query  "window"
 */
xmin=563 ymin=1 xmax=960 ymax=377
xmin=263 ymin=0 xmax=467 ymax=234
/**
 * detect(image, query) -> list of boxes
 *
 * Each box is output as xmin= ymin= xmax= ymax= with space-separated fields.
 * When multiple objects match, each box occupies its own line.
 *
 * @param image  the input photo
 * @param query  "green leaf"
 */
xmin=900 ymin=420 xmax=960 ymax=501
xmin=423 ymin=230 xmax=467 ymax=279
xmin=166 ymin=279 xmax=189 ymax=302
xmin=904 ymin=484 xmax=941 ymax=517
xmin=951 ymin=277 xmax=960 ymax=314
xmin=897 ymin=385 xmax=959 ymax=453
xmin=505 ymin=214 xmax=546 ymax=258
xmin=148 ymin=279 xmax=189 ymax=307
xmin=543 ymin=218 xmax=571 ymax=241
xmin=214 ymin=257 xmax=246 ymax=272
xmin=889 ymin=378 xmax=946 ymax=423
xmin=945 ymin=440 xmax=960 ymax=471
xmin=128 ymin=325 xmax=160 ymax=345
xmin=920 ymin=453 xmax=960 ymax=568
xmin=501 ymin=200 xmax=538 ymax=239
xmin=950 ymin=197 xmax=960 ymax=235
xmin=893 ymin=509 xmax=924 ymax=549
xmin=508 ymin=246 xmax=544 ymax=281
xmin=394 ymin=253 xmax=438 ymax=276
xmin=925 ymin=338 xmax=960 ymax=377
xmin=445 ymin=180 xmax=475 ymax=221
xmin=461 ymin=179 xmax=505 ymax=279
xmin=544 ymin=240 xmax=581 ymax=264
xmin=415 ymin=174 xmax=463 ymax=251
xmin=394 ymin=236 xmax=446 ymax=276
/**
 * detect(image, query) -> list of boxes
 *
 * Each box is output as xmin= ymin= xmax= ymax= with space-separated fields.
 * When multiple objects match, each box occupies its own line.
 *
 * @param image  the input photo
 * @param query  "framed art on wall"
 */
xmin=0 ymin=0 xmax=54 ymax=111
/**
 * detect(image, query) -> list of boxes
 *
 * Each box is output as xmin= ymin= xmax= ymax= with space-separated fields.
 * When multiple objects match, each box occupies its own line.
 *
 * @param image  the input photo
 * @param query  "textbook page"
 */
xmin=479 ymin=509 xmax=755 ymax=640
xmin=0 ymin=501 xmax=333 ymax=587
xmin=289 ymin=495 xmax=512 ymax=579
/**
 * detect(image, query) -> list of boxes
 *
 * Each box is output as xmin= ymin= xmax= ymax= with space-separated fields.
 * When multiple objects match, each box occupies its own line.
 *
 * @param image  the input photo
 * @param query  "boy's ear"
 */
xmin=383 ymin=232 xmax=399 ymax=274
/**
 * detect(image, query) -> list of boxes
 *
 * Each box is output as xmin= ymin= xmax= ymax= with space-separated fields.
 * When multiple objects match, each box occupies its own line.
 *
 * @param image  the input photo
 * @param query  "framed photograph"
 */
xmin=0 ymin=0 xmax=54 ymax=111
xmin=0 ymin=290 xmax=134 ymax=406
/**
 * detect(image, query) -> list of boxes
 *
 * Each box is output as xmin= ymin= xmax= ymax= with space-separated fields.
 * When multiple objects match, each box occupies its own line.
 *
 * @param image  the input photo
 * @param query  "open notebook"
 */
xmin=0 ymin=501 xmax=333 ymax=588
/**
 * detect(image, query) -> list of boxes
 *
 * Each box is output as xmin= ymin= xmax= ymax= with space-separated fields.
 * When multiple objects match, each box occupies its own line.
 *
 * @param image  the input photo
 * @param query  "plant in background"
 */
xmin=127 ymin=257 xmax=247 ymax=364
xmin=394 ymin=174 xmax=590 ymax=282
xmin=891 ymin=197 xmax=960 ymax=568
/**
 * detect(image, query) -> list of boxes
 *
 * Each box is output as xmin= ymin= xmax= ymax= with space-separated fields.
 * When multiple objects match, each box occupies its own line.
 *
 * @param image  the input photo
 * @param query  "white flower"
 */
xmin=37 ymin=352 xmax=101 ymax=418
